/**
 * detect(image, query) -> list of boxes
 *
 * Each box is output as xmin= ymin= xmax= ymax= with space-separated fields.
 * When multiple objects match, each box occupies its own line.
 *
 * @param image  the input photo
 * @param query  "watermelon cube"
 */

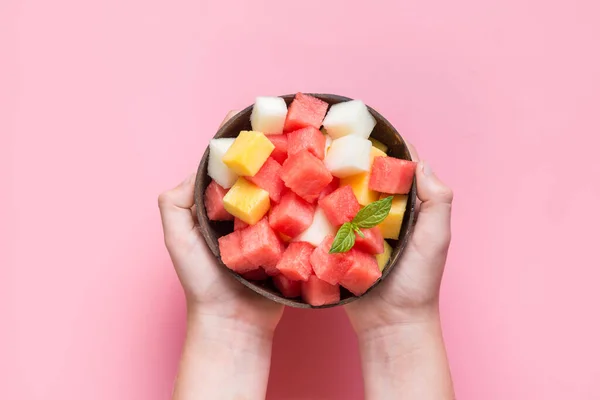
xmin=276 ymin=242 xmax=314 ymax=281
xmin=309 ymin=235 xmax=353 ymax=285
xmin=340 ymin=249 xmax=382 ymax=296
xmin=273 ymin=274 xmax=302 ymax=298
xmin=322 ymin=99 xmax=376 ymax=139
xmin=294 ymin=207 xmax=336 ymax=247
xmin=369 ymin=157 xmax=417 ymax=194
xmin=287 ymin=126 xmax=326 ymax=160
xmin=281 ymin=150 xmax=333 ymax=203
xmin=269 ymin=191 xmax=315 ymax=238
xmin=325 ymin=135 xmax=372 ymax=178
xmin=240 ymin=217 xmax=284 ymax=275
xmin=246 ymin=157 xmax=285 ymax=202
xmin=301 ymin=275 xmax=340 ymax=306
xmin=267 ymin=134 xmax=288 ymax=164
xmin=204 ymin=180 xmax=234 ymax=221
xmin=242 ymin=267 xmax=269 ymax=281
xmin=283 ymin=93 xmax=328 ymax=132
xmin=250 ymin=96 xmax=288 ymax=134
xmin=318 ymin=177 xmax=340 ymax=201
xmin=218 ymin=230 xmax=257 ymax=274
xmin=354 ymin=227 xmax=385 ymax=255
xmin=208 ymin=138 xmax=238 ymax=188
xmin=318 ymin=185 xmax=360 ymax=226
xmin=234 ymin=217 xmax=249 ymax=231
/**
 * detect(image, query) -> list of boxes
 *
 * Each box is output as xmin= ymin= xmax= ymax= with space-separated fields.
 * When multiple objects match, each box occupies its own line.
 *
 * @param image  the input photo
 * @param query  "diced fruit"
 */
xmin=301 ymin=275 xmax=340 ymax=306
xmin=369 ymin=157 xmax=417 ymax=194
xmin=318 ymin=177 xmax=340 ymax=201
xmin=246 ymin=157 xmax=285 ymax=202
xmin=354 ymin=227 xmax=384 ymax=254
xmin=204 ymin=180 xmax=234 ymax=221
xmin=340 ymin=146 xmax=387 ymax=205
xmin=240 ymin=217 xmax=284 ymax=275
xmin=294 ymin=207 xmax=336 ymax=247
xmin=223 ymin=131 xmax=275 ymax=176
xmin=281 ymin=150 xmax=333 ymax=203
xmin=283 ymin=93 xmax=328 ymax=132
xmin=273 ymin=274 xmax=302 ymax=298
xmin=322 ymin=99 xmax=376 ymax=139
xmin=234 ymin=217 xmax=248 ymax=231
xmin=318 ymin=185 xmax=360 ymax=226
xmin=242 ymin=268 xmax=269 ymax=281
xmin=324 ymin=133 xmax=333 ymax=154
xmin=370 ymin=146 xmax=387 ymax=162
xmin=369 ymin=137 xmax=388 ymax=153
xmin=208 ymin=138 xmax=238 ymax=188
xmin=325 ymin=135 xmax=372 ymax=178
xmin=267 ymin=134 xmax=288 ymax=164
xmin=278 ymin=232 xmax=292 ymax=242
xmin=375 ymin=240 xmax=393 ymax=272
xmin=218 ymin=230 xmax=257 ymax=274
xmin=269 ymin=191 xmax=315 ymax=238
xmin=340 ymin=249 xmax=382 ymax=296
xmin=276 ymin=242 xmax=314 ymax=281
xmin=378 ymin=194 xmax=408 ymax=239
xmin=309 ymin=236 xmax=353 ymax=285
xmin=287 ymin=126 xmax=326 ymax=159
xmin=223 ymin=177 xmax=270 ymax=225
xmin=250 ymin=96 xmax=287 ymax=134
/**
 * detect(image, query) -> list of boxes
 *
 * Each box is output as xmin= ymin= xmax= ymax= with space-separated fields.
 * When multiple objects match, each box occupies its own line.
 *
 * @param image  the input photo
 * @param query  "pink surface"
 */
xmin=2 ymin=0 xmax=600 ymax=398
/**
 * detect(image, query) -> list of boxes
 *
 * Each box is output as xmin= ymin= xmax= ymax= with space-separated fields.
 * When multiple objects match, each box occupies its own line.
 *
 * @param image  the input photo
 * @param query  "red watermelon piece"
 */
xmin=269 ymin=191 xmax=315 ymax=238
xmin=246 ymin=157 xmax=285 ymax=202
xmin=240 ymin=217 xmax=284 ymax=275
xmin=267 ymin=134 xmax=288 ymax=165
xmin=354 ymin=227 xmax=385 ymax=254
xmin=273 ymin=274 xmax=302 ymax=298
xmin=283 ymin=93 xmax=328 ymax=132
xmin=301 ymin=275 xmax=340 ymax=306
xmin=242 ymin=268 xmax=269 ymax=281
xmin=204 ymin=180 xmax=233 ymax=221
xmin=281 ymin=150 xmax=333 ymax=203
xmin=318 ymin=177 xmax=340 ymax=201
xmin=275 ymin=242 xmax=314 ymax=281
xmin=340 ymin=249 xmax=382 ymax=296
xmin=234 ymin=217 xmax=249 ymax=231
xmin=309 ymin=235 xmax=353 ymax=285
xmin=287 ymin=126 xmax=326 ymax=160
xmin=318 ymin=185 xmax=360 ymax=226
xmin=369 ymin=157 xmax=417 ymax=194
xmin=218 ymin=230 xmax=256 ymax=274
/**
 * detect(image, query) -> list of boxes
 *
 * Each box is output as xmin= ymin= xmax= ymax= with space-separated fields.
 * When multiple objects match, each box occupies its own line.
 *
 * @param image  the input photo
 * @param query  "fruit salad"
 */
xmin=204 ymin=93 xmax=416 ymax=306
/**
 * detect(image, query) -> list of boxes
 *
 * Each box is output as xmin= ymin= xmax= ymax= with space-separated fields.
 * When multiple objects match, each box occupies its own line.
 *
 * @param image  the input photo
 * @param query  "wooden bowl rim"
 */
xmin=194 ymin=93 xmax=417 ymax=309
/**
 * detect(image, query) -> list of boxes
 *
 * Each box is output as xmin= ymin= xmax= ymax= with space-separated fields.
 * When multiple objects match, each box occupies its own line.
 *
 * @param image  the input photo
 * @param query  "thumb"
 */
xmin=158 ymin=173 xmax=197 ymax=246
xmin=412 ymin=161 xmax=453 ymax=253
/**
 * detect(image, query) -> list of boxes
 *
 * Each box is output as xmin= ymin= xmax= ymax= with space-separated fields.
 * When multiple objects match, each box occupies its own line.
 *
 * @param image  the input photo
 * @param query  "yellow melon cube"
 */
xmin=370 ymin=146 xmax=387 ymax=163
xmin=369 ymin=137 xmax=388 ymax=153
xmin=378 ymin=194 xmax=408 ymax=239
xmin=222 ymin=131 xmax=274 ymax=176
xmin=222 ymin=177 xmax=270 ymax=225
xmin=375 ymin=240 xmax=393 ymax=272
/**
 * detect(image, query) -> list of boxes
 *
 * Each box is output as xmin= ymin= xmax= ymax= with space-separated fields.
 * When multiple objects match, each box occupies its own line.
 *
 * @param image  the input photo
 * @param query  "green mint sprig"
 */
xmin=329 ymin=196 xmax=393 ymax=254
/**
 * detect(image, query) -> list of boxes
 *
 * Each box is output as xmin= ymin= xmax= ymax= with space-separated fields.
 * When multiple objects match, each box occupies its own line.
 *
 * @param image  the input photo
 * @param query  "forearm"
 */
xmin=173 ymin=307 xmax=274 ymax=400
xmin=358 ymin=314 xmax=454 ymax=400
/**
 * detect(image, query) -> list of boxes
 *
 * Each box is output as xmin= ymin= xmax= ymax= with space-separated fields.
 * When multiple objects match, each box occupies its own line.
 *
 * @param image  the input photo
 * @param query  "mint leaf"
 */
xmin=329 ymin=222 xmax=356 ymax=254
xmin=354 ymin=226 xmax=366 ymax=238
xmin=353 ymin=196 xmax=393 ymax=228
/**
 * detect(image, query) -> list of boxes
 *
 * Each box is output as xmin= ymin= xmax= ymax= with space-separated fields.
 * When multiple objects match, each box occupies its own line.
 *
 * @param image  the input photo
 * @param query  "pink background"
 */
xmin=2 ymin=0 xmax=600 ymax=398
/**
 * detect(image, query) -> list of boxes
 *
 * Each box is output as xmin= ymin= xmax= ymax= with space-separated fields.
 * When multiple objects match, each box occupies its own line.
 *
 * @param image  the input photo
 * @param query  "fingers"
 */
xmin=412 ymin=161 xmax=453 ymax=251
xmin=406 ymin=141 xmax=420 ymax=162
xmin=158 ymin=173 xmax=197 ymax=244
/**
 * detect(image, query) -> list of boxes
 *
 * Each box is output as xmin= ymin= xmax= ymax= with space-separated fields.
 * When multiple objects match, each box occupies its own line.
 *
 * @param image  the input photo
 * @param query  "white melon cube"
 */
xmin=324 ymin=134 xmax=333 ymax=155
xmin=322 ymin=100 xmax=377 ymax=139
xmin=250 ymin=96 xmax=288 ymax=134
xmin=324 ymin=135 xmax=372 ymax=178
xmin=208 ymin=138 xmax=238 ymax=188
xmin=294 ymin=207 xmax=336 ymax=247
